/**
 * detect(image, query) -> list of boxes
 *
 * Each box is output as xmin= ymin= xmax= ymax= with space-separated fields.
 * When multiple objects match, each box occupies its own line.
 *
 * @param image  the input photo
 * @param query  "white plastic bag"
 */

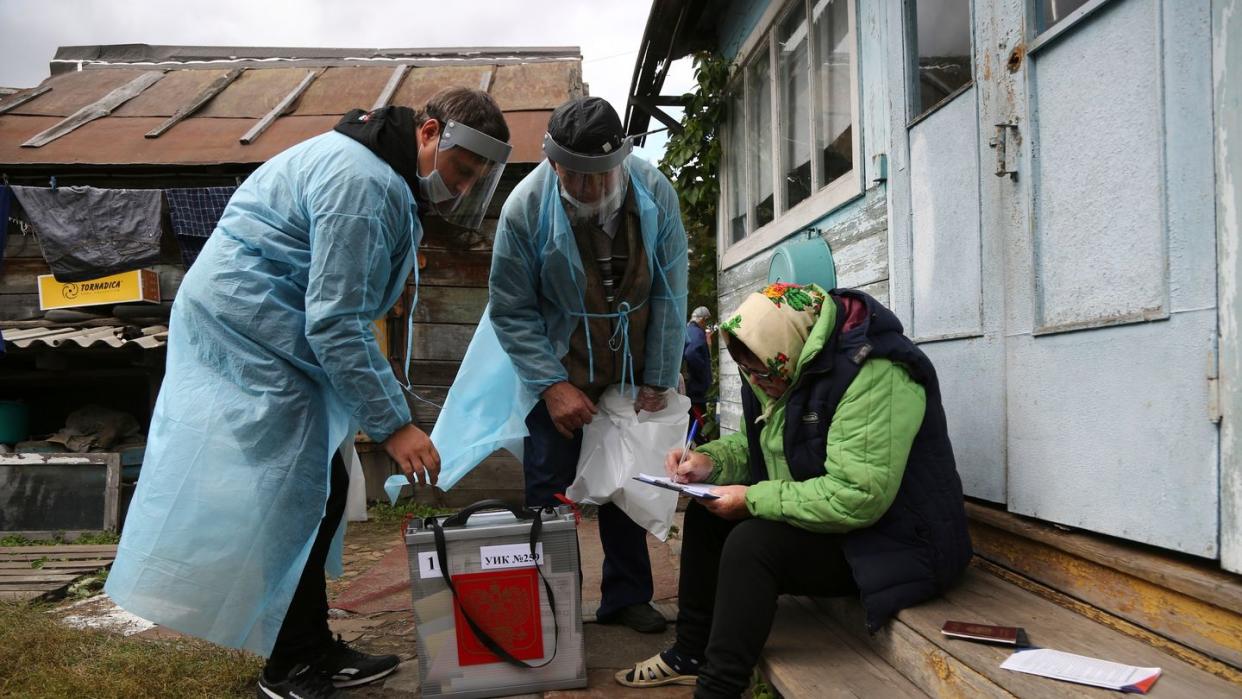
xmin=566 ymin=385 xmax=691 ymax=540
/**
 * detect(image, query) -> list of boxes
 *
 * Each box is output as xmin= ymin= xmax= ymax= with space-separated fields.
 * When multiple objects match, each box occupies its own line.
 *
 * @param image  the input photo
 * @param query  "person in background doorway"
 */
xmin=683 ymin=306 xmax=713 ymax=445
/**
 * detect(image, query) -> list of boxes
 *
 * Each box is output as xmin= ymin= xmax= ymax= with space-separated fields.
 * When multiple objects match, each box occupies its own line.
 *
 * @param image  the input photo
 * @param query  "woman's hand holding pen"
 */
xmin=665 ymin=448 xmax=712 ymax=484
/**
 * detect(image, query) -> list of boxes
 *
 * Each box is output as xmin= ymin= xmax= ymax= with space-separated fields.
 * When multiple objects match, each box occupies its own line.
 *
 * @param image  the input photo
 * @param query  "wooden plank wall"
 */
xmin=0 ymin=224 xmax=47 ymax=321
xmin=715 ymin=186 xmax=890 ymax=434
xmin=397 ymin=167 xmax=534 ymax=502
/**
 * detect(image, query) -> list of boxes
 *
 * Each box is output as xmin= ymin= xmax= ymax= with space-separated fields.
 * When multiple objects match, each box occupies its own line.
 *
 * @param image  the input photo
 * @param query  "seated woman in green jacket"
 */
xmin=617 ymin=282 xmax=972 ymax=698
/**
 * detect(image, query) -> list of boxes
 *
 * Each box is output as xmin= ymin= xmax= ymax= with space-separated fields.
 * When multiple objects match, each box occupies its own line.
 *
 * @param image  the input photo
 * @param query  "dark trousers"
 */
xmin=267 ymin=452 xmax=349 ymax=674
xmin=524 ymin=400 xmax=653 ymax=618
xmin=675 ymin=500 xmax=857 ymax=699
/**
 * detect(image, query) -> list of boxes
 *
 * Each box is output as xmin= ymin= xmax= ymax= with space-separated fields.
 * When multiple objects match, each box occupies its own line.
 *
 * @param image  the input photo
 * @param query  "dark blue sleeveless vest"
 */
xmin=739 ymin=289 xmax=973 ymax=631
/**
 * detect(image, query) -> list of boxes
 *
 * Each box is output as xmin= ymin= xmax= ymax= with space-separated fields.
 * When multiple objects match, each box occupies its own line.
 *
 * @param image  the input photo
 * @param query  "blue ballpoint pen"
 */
xmin=674 ymin=420 xmax=701 ymax=482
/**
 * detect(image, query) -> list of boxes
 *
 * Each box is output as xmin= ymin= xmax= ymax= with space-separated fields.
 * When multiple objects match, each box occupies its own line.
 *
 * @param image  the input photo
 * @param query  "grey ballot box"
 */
xmin=405 ymin=504 xmax=586 ymax=699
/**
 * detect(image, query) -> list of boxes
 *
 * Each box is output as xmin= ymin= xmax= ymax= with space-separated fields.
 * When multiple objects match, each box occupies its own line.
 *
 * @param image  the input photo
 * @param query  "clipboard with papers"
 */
xmin=633 ymin=474 xmax=720 ymax=500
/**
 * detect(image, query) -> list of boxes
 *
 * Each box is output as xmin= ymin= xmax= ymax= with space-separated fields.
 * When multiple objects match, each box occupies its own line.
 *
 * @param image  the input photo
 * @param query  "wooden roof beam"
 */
xmin=0 ymin=85 xmax=52 ymax=115
xmin=629 ymin=94 xmax=683 ymax=135
xmin=145 ymin=67 xmax=244 ymax=139
xmin=370 ymin=64 xmax=410 ymax=110
xmin=239 ymin=68 xmax=321 ymax=146
xmin=21 ymin=72 xmax=164 ymax=148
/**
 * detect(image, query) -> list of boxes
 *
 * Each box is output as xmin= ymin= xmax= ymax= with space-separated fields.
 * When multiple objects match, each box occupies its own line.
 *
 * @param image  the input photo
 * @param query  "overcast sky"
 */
xmin=0 ymin=0 xmax=695 ymax=161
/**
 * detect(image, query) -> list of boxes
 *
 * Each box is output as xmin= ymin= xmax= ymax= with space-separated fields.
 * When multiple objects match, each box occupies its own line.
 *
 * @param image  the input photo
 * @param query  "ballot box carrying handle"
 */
xmin=440 ymin=498 xmax=537 ymax=528
xmin=430 ymin=501 xmax=561 ymax=669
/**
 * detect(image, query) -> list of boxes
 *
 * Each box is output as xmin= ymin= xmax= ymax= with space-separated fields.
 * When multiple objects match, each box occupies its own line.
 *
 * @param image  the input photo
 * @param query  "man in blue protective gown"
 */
xmin=105 ymin=88 xmax=511 ymax=699
xmin=488 ymin=97 xmax=689 ymax=633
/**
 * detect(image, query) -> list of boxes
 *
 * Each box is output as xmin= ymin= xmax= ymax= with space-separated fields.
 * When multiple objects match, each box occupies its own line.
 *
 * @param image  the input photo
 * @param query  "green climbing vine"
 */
xmin=657 ymin=51 xmax=729 ymax=316
xmin=657 ymin=51 xmax=729 ymax=439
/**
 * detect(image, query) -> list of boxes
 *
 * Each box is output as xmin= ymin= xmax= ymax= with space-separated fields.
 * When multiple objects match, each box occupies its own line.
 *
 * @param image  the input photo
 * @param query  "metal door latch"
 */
xmin=989 ymin=122 xmax=1020 ymax=180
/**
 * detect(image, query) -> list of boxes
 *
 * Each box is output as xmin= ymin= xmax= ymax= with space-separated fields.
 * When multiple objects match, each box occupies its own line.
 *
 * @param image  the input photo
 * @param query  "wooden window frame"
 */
xmin=1028 ymin=0 xmax=1123 ymax=54
xmin=904 ymin=0 xmax=978 ymax=127
xmin=718 ymin=0 xmax=863 ymax=271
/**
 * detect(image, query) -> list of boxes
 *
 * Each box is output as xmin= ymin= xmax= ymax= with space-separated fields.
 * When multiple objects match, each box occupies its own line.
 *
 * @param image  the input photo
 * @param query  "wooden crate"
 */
xmin=0 ymin=544 xmax=117 ymax=601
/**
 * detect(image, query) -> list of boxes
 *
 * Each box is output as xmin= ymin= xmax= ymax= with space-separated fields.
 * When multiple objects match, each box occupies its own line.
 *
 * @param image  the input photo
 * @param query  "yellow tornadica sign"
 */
xmin=38 ymin=269 xmax=161 ymax=310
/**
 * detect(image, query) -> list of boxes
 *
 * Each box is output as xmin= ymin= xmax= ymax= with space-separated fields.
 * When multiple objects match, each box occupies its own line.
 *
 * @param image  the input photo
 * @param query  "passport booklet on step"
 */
xmin=941 ymin=620 xmax=1031 ymax=647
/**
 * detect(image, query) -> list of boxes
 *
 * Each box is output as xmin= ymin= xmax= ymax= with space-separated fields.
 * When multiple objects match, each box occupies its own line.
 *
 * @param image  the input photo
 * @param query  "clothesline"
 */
xmin=1 ymin=183 xmax=236 ymax=280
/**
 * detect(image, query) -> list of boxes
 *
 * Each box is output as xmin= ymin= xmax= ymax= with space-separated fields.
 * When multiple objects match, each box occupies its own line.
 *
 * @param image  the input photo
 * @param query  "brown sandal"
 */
xmin=614 ymin=653 xmax=698 ymax=688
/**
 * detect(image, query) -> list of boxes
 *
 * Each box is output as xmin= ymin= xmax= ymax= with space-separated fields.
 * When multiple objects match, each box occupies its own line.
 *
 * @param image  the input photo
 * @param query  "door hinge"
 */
xmin=989 ymin=122 xmax=1020 ymax=180
xmin=1209 ymin=346 xmax=1223 ymax=424
xmin=1209 ymin=377 xmax=1222 ymax=424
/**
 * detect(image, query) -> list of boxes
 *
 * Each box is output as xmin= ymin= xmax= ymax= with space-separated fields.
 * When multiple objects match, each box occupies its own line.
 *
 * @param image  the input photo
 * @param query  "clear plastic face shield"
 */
xmin=420 ymin=120 xmax=512 ymax=231
xmin=543 ymin=133 xmax=633 ymax=232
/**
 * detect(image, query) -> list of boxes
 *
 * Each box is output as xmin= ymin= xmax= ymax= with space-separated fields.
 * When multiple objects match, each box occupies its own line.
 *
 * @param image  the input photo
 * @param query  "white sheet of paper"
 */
xmin=417 ymin=550 xmax=442 ymax=579
xmin=1000 ymin=648 xmax=1161 ymax=691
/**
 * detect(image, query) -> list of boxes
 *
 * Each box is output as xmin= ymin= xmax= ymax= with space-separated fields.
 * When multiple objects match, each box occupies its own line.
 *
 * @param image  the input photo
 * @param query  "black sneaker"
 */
xmin=315 ymin=635 xmax=401 ymax=688
xmin=596 ymin=602 xmax=668 ymax=633
xmin=256 ymin=663 xmax=341 ymax=699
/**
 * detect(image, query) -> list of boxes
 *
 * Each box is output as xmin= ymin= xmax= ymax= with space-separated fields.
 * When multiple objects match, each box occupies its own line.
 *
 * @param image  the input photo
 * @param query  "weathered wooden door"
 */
xmin=893 ymin=0 xmax=1221 ymax=558
xmin=889 ymin=0 xmax=1010 ymax=504
xmin=1001 ymin=0 xmax=1219 ymax=558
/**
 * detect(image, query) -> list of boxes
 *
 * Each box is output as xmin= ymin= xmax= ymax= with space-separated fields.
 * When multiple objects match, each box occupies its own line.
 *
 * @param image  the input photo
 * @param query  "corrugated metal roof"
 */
xmin=0 ymin=44 xmax=585 ymax=168
xmin=2 ymin=325 xmax=167 ymax=349
xmin=49 ymin=44 xmax=583 ymax=72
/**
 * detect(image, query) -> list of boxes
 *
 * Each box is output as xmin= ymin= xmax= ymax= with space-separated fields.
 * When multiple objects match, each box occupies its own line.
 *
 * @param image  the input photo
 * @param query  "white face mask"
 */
xmin=560 ymin=178 xmax=627 ymax=232
xmin=417 ymin=149 xmax=457 ymax=205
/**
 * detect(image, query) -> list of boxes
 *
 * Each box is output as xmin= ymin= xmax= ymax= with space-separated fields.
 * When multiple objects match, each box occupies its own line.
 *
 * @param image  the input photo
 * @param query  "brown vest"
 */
xmin=562 ymin=191 xmax=652 ymax=402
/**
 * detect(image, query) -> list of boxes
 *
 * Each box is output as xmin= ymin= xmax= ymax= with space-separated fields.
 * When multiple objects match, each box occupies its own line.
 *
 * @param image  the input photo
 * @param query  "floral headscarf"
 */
xmin=719 ymin=282 xmax=827 ymax=382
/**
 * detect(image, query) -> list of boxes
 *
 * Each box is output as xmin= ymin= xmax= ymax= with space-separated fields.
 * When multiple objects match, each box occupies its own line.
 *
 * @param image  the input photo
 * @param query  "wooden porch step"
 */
xmin=966 ymin=501 xmax=1242 ymax=671
xmin=762 ymin=596 xmax=928 ymax=698
xmin=809 ymin=565 xmax=1241 ymax=698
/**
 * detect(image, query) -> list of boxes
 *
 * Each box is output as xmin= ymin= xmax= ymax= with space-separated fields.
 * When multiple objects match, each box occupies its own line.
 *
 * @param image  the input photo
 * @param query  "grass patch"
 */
xmin=74 ymin=531 xmax=123 ymax=545
xmin=66 ymin=568 xmax=109 ymax=600
xmin=0 ymin=601 xmax=262 ymax=698
xmin=1 ymin=534 xmax=57 ymax=547
xmin=0 ymin=531 xmax=121 ymax=547
xmin=752 ymin=671 xmax=780 ymax=699
xmin=366 ymin=499 xmax=456 ymax=526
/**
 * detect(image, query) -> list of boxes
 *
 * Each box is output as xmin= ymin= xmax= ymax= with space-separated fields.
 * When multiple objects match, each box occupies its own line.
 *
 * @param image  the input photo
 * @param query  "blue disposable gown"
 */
xmin=107 ymin=132 xmax=419 ymax=655
xmin=386 ymin=156 xmax=687 ymax=500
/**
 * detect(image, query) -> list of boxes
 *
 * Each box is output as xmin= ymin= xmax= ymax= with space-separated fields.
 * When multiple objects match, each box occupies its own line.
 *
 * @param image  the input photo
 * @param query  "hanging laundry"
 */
xmin=0 ymin=184 xmax=10 ymax=277
xmin=163 ymin=186 xmax=236 ymax=269
xmin=11 ymin=185 xmax=164 ymax=283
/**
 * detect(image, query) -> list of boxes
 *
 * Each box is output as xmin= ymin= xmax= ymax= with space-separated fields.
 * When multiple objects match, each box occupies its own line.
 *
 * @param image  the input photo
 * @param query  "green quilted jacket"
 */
xmin=696 ymin=296 xmax=927 ymax=533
